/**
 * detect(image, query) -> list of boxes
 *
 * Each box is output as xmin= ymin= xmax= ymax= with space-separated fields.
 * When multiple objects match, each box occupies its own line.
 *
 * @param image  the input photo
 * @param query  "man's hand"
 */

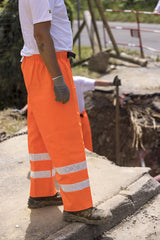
xmin=153 ymin=10 xmax=159 ymax=15
xmin=53 ymin=75 xmax=70 ymax=104
xmin=110 ymin=75 xmax=121 ymax=86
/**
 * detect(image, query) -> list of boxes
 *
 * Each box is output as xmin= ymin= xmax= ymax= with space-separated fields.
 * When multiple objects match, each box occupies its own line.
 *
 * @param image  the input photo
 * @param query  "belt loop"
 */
xmin=67 ymin=52 xmax=76 ymax=59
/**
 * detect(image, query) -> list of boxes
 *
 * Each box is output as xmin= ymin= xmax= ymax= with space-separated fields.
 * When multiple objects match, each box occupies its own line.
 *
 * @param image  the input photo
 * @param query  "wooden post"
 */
xmin=87 ymin=0 xmax=102 ymax=52
xmin=83 ymin=10 xmax=95 ymax=53
xmin=94 ymin=0 xmax=120 ymax=56
xmin=134 ymin=11 xmax=144 ymax=58
xmin=109 ymin=50 xmax=147 ymax=67
xmin=115 ymin=81 xmax=120 ymax=165
xmin=73 ymin=21 xmax=85 ymax=45
xmin=77 ymin=0 xmax=81 ymax=59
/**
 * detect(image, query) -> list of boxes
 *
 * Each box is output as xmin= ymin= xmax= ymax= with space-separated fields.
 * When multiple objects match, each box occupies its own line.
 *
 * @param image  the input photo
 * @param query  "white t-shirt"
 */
xmin=155 ymin=0 xmax=160 ymax=12
xmin=73 ymin=76 xmax=95 ymax=114
xmin=18 ymin=0 xmax=73 ymax=56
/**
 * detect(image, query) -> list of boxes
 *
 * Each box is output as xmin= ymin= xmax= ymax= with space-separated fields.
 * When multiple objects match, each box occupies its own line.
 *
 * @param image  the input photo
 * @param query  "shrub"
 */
xmin=0 ymin=0 xmax=26 ymax=110
xmin=101 ymin=0 xmax=158 ymax=10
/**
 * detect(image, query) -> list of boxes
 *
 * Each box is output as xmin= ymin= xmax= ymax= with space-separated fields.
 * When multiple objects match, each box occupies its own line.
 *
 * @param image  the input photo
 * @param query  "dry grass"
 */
xmin=0 ymin=108 xmax=27 ymax=136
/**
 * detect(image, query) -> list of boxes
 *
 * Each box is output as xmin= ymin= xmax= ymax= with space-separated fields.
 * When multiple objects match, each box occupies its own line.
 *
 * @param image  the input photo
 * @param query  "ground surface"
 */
xmin=101 ymin=193 xmax=160 ymax=240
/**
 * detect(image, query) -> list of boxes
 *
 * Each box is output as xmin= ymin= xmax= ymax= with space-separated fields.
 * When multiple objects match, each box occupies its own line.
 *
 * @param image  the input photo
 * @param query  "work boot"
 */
xmin=63 ymin=207 xmax=112 ymax=225
xmin=28 ymin=192 xmax=63 ymax=209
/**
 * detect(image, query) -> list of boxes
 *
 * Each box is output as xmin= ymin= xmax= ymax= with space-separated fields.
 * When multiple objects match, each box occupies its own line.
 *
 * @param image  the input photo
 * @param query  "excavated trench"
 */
xmin=85 ymin=89 xmax=160 ymax=177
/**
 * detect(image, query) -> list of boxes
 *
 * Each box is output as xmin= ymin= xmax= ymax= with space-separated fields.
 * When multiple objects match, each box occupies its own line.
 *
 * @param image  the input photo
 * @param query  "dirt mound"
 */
xmin=85 ymin=60 xmax=160 ymax=176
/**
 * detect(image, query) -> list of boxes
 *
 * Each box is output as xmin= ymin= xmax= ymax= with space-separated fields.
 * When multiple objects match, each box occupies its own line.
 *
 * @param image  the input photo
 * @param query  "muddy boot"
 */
xmin=28 ymin=192 xmax=63 ymax=209
xmin=63 ymin=207 xmax=112 ymax=225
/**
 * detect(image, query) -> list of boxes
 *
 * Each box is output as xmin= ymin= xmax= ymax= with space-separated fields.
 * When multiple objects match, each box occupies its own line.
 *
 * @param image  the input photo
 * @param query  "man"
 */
xmin=18 ymin=0 xmax=112 ymax=224
xmin=13 ymin=76 xmax=120 ymax=152
xmin=74 ymin=76 xmax=121 ymax=152
xmin=153 ymin=0 xmax=160 ymax=14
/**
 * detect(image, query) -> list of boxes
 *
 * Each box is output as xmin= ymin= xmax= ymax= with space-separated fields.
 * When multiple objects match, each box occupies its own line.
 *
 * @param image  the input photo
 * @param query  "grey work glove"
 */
xmin=53 ymin=75 xmax=70 ymax=104
xmin=110 ymin=75 xmax=121 ymax=86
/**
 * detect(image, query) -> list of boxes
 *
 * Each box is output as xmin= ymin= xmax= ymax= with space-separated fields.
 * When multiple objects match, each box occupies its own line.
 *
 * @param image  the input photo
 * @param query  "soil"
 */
xmin=85 ymin=59 xmax=160 ymax=177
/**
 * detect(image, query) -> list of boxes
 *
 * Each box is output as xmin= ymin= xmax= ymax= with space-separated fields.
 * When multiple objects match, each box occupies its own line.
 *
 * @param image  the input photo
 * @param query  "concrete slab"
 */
xmin=95 ymin=61 xmax=160 ymax=96
xmin=0 ymin=134 xmax=160 ymax=240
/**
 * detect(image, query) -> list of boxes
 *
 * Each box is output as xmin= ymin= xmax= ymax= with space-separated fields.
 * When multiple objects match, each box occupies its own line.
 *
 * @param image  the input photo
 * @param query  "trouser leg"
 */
xmin=27 ymin=105 xmax=57 ymax=197
xmin=80 ymin=110 xmax=93 ymax=152
xmin=21 ymin=53 xmax=93 ymax=211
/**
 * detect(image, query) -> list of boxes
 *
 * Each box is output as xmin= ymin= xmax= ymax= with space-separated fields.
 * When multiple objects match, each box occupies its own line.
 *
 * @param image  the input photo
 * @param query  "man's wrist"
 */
xmin=52 ymin=75 xmax=65 ymax=86
xmin=52 ymin=75 xmax=63 ymax=81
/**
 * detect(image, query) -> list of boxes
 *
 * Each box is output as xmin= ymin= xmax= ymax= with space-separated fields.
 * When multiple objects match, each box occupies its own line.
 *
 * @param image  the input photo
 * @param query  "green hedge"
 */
xmin=0 ymin=0 xmax=73 ymax=110
xmin=0 ymin=0 xmax=26 ymax=110
xmin=70 ymin=0 xmax=158 ymax=11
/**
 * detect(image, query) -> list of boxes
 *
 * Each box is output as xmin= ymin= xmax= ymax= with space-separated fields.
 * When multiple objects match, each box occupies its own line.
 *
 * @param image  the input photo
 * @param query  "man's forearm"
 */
xmin=94 ymin=80 xmax=110 ymax=87
xmin=36 ymin=34 xmax=62 ymax=78
xmin=34 ymin=22 xmax=62 ymax=78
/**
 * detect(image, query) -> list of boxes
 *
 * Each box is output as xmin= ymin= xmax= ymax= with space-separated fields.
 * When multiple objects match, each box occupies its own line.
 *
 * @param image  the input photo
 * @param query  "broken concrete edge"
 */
xmin=46 ymin=173 xmax=160 ymax=240
xmin=119 ymin=173 xmax=160 ymax=210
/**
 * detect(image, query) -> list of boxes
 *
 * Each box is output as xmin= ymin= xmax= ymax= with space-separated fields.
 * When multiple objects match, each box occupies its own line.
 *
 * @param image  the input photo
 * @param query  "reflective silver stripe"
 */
xmin=29 ymin=153 xmax=50 ymax=161
xmin=56 ymin=161 xmax=87 ymax=175
xmin=52 ymin=169 xmax=55 ymax=177
xmin=30 ymin=169 xmax=55 ymax=179
xmin=60 ymin=179 xmax=90 ymax=192
xmin=30 ymin=170 xmax=51 ymax=179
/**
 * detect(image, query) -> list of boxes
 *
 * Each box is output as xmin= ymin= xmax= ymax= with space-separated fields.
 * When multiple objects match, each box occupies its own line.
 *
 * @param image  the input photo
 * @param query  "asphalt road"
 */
xmin=101 ymin=193 xmax=160 ymax=240
xmin=73 ymin=20 xmax=160 ymax=56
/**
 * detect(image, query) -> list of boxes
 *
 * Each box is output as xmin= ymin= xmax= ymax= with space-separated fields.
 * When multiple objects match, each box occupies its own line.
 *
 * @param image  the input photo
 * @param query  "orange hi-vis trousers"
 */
xmin=21 ymin=53 xmax=93 ymax=211
xmin=80 ymin=110 xmax=93 ymax=152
